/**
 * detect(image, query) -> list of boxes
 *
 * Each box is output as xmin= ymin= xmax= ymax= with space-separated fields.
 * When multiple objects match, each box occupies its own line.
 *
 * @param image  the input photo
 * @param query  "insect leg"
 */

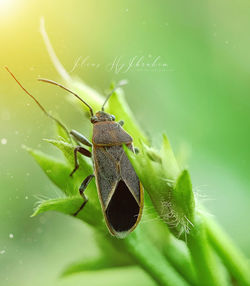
xmin=70 ymin=129 xmax=92 ymax=147
xmin=73 ymin=174 xmax=95 ymax=216
xmin=70 ymin=146 xmax=92 ymax=177
xmin=118 ymin=120 xmax=124 ymax=126
xmin=134 ymin=147 xmax=140 ymax=154
xmin=79 ymin=174 xmax=95 ymax=196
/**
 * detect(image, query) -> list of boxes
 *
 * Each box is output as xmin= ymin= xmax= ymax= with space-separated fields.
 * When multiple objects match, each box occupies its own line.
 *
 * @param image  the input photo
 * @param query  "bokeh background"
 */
xmin=0 ymin=1 xmax=249 ymax=285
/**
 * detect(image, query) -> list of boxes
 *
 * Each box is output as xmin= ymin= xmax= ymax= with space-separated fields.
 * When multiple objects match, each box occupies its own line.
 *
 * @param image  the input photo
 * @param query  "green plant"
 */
xmin=27 ymin=21 xmax=250 ymax=286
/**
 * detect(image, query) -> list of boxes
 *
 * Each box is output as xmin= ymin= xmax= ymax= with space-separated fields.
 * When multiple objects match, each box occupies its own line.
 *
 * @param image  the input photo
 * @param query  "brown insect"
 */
xmin=6 ymin=67 xmax=144 ymax=238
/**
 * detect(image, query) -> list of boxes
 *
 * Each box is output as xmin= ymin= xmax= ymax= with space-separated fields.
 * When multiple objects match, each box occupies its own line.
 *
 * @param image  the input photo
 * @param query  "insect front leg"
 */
xmin=73 ymin=174 xmax=95 ymax=216
xmin=70 ymin=146 xmax=92 ymax=176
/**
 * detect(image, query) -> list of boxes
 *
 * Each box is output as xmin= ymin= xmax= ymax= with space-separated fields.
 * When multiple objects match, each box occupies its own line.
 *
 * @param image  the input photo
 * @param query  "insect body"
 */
xmin=6 ymin=67 xmax=143 ymax=238
xmin=90 ymin=111 xmax=143 ymax=236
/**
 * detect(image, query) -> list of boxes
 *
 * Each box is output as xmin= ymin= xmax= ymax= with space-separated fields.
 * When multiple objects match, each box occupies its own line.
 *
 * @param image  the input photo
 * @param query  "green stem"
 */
xmin=124 ymin=228 xmax=190 ymax=286
xmin=164 ymin=236 xmax=198 ymax=285
xmin=187 ymin=214 xmax=227 ymax=286
xmin=204 ymin=215 xmax=250 ymax=286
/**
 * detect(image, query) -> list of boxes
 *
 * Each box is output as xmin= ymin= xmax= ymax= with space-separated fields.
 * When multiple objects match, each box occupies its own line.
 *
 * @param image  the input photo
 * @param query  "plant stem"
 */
xmin=187 ymin=214 xmax=227 ymax=286
xmin=164 ymin=236 xmax=198 ymax=285
xmin=204 ymin=215 xmax=250 ymax=286
xmin=124 ymin=228 xmax=190 ymax=286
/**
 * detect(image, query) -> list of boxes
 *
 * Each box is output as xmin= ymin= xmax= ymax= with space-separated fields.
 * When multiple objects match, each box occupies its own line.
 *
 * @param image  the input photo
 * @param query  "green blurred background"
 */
xmin=0 ymin=1 xmax=249 ymax=285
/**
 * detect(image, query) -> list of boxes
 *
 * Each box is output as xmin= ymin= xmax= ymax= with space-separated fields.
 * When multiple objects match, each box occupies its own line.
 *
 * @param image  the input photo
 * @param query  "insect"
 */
xmin=5 ymin=67 xmax=144 ymax=238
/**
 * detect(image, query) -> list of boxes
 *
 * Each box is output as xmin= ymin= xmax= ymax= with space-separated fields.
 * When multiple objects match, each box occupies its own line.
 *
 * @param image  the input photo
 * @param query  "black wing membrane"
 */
xmin=93 ymin=145 xmax=142 ymax=235
xmin=106 ymin=180 xmax=139 ymax=232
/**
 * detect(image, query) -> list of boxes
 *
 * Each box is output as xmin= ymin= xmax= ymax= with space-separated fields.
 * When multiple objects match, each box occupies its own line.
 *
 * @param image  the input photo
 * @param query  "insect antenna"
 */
xmin=38 ymin=78 xmax=94 ymax=117
xmin=5 ymin=66 xmax=71 ymax=140
xmin=102 ymin=79 xmax=128 ymax=111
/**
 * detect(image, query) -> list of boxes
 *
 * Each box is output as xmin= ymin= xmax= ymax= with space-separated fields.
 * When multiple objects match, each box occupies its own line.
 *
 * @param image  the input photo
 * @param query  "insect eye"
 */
xmin=91 ymin=116 xmax=98 ymax=123
xmin=111 ymin=115 xmax=115 ymax=121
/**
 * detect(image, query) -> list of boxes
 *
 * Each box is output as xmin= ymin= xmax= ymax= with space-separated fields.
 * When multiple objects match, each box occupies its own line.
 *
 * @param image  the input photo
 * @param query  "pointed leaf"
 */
xmin=32 ymin=197 xmax=104 ymax=230
xmin=107 ymin=91 xmax=148 ymax=147
xmin=44 ymin=139 xmax=99 ymax=203
xmin=161 ymin=134 xmax=180 ymax=180
xmin=27 ymin=147 xmax=78 ymax=196
xmin=173 ymin=170 xmax=195 ymax=224
xmin=40 ymin=18 xmax=103 ymax=113
xmin=32 ymin=196 xmax=82 ymax=217
xmin=62 ymin=255 xmax=134 ymax=277
xmin=56 ymin=121 xmax=72 ymax=144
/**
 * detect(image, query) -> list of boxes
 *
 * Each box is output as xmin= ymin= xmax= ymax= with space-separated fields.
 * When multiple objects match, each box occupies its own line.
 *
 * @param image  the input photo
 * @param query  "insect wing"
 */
xmin=93 ymin=144 xmax=143 ymax=237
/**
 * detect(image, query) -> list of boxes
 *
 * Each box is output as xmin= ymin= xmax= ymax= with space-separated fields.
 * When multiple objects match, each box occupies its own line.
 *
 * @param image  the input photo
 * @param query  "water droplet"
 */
xmin=25 ymin=196 xmax=29 ymax=200
xmin=1 ymin=138 xmax=7 ymax=145
xmin=9 ymin=233 xmax=14 ymax=239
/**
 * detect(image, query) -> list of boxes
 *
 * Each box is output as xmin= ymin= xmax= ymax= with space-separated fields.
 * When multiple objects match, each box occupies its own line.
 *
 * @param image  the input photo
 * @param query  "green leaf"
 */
xmin=107 ymin=90 xmax=148 ymax=147
xmin=173 ymin=170 xmax=194 ymax=220
xmin=124 ymin=143 xmax=171 ymax=221
xmin=27 ymin=145 xmax=104 ymax=231
xmin=55 ymin=121 xmax=72 ymax=143
xmin=61 ymin=256 xmax=133 ymax=277
xmin=170 ymin=170 xmax=195 ymax=238
xmin=161 ymin=134 xmax=180 ymax=180
xmin=68 ymin=78 xmax=104 ymax=114
xmin=32 ymin=196 xmax=82 ymax=217
xmin=32 ymin=197 xmax=105 ymax=230
xmin=27 ymin=147 xmax=78 ymax=196
xmin=125 ymin=142 xmax=195 ymax=241
xmin=45 ymin=139 xmax=92 ymax=170
xmin=40 ymin=17 xmax=103 ymax=114
xmin=61 ymin=232 xmax=135 ymax=277
xmin=44 ymin=139 xmax=99 ymax=204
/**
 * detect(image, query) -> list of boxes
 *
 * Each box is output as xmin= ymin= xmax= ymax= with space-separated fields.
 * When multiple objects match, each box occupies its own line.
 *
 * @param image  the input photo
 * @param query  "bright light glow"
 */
xmin=0 ymin=0 xmax=10 ymax=8
xmin=0 ymin=0 xmax=14 ymax=15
